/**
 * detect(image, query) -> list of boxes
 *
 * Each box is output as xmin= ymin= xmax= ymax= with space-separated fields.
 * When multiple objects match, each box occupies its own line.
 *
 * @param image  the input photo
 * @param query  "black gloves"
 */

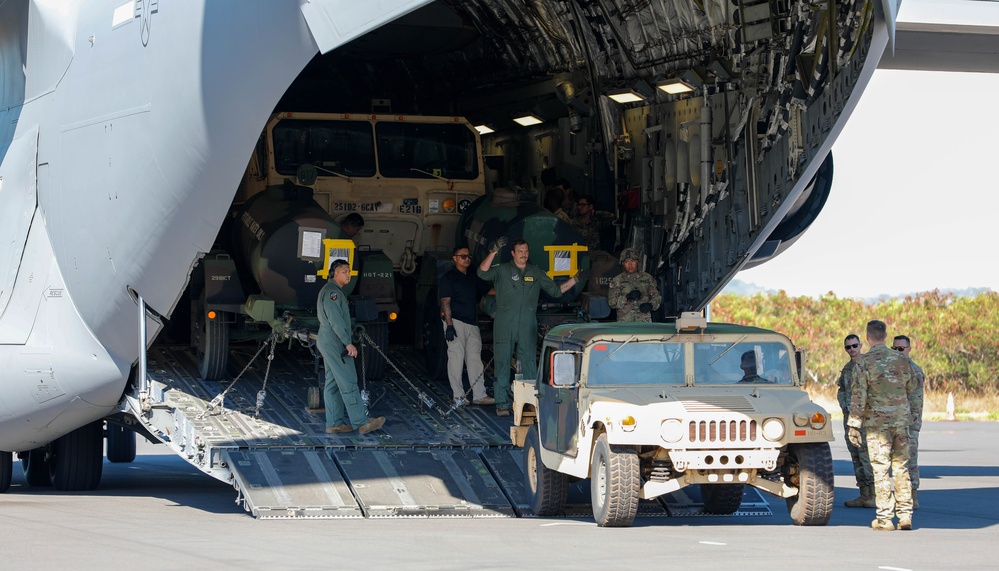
xmin=626 ymin=289 xmax=642 ymax=301
xmin=445 ymin=324 xmax=457 ymax=342
xmin=489 ymin=236 xmax=508 ymax=254
xmin=574 ymin=268 xmax=590 ymax=282
xmin=639 ymin=303 xmax=652 ymax=314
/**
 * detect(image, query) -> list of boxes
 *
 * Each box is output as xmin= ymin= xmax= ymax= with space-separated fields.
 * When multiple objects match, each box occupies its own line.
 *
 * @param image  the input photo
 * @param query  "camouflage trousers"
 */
xmin=907 ymin=428 xmax=920 ymax=490
xmin=866 ymin=426 xmax=912 ymax=520
xmin=842 ymin=415 xmax=873 ymax=487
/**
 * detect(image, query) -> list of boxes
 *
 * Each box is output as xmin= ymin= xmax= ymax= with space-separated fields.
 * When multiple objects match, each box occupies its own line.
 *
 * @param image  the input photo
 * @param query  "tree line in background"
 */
xmin=710 ymin=290 xmax=999 ymax=393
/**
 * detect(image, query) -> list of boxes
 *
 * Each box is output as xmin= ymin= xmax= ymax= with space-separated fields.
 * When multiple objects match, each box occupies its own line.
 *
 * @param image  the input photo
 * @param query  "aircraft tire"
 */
xmin=49 ymin=421 xmax=103 ymax=491
xmin=0 ymin=451 xmax=11 ymax=493
xmin=785 ymin=442 xmax=834 ymax=526
xmin=421 ymin=291 xmax=448 ymax=382
xmin=21 ymin=448 xmax=52 ymax=487
xmin=106 ymin=423 xmax=137 ymax=463
xmin=524 ymin=427 xmax=567 ymax=516
xmin=590 ymin=434 xmax=639 ymax=527
xmin=700 ymin=483 xmax=745 ymax=515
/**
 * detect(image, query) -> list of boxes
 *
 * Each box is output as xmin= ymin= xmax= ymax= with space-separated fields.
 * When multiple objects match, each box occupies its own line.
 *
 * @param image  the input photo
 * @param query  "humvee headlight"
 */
xmin=660 ymin=419 xmax=684 ymax=443
xmin=762 ymin=417 xmax=785 ymax=441
xmin=793 ymin=413 xmax=809 ymax=427
xmin=621 ymin=416 xmax=637 ymax=432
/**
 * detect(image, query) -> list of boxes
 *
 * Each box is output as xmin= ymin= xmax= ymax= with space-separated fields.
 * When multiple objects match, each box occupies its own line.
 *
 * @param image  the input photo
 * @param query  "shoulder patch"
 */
xmin=330 ymin=292 xmax=338 ymax=301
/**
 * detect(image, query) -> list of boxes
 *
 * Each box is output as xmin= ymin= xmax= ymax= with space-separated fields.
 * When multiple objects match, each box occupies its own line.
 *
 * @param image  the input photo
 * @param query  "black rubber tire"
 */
xmin=590 ymin=433 xmax=640 ymax=527
xmin=193 ymin=297 xmax=229 ymax=381
xmin=701 ymin=483 xmax=745 ymax=515
xmin=359 ymin=319 xmax=389 ymax=381
xmin=422 ymin=291 xmax=448 ymax=382
xmin=0 ymin=451 xmax=11 ymax=493
xmin=106 ymin=423 xmax=137 ymax=463
xmin=785 ymin=442 xmax=835 ymax=526
xmin=49 ymin=421 xmax=104 ymax=491
xmin=21 ymin=448 xmax=52 ymax=487
xmin=524 ymin=427 xmax=567 ymax=516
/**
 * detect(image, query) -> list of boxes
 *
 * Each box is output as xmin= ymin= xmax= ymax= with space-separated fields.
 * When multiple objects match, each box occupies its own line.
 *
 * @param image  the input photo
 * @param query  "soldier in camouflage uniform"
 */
xmin=608 ymin=248 xmax=660 ymax=322
xmin=839 ymin=333 xmax=874 ymax=507
xmin=847 ymin=320 xmax=919 ymax=531
xmin=571 ymin=195 xmax=615 ymax=252
xmin=893 ymin=334 xmax=925 ymax=509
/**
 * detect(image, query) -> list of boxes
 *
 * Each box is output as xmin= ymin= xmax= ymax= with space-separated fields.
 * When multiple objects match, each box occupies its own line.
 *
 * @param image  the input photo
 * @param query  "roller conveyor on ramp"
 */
xmin=135 ymin=345 xmax=772 ymax=520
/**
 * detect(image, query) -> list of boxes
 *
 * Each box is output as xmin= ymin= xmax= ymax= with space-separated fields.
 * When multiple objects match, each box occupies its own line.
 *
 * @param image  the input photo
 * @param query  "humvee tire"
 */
xmin=701 ymin=483 xmax=745 ymax=515
xmin=524 ymin=427 xmax=567 ymax=516
xmin=785 ymin=442 xmax=834 ymax=525
xmin=590 ymin=434 xmax=639 ymax=527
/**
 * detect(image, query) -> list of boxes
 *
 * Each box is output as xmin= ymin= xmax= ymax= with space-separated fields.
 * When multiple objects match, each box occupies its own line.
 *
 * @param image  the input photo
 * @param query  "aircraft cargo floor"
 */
xmin=140 ymin=344 xmax=772 ymax=519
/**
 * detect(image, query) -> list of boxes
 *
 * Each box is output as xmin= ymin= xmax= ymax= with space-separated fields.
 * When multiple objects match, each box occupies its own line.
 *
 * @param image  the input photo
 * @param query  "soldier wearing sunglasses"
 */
xmin=893 ymin=335 xmax=925 ymax=509
xmin=839 ymin=334 xmax=874 ymax=508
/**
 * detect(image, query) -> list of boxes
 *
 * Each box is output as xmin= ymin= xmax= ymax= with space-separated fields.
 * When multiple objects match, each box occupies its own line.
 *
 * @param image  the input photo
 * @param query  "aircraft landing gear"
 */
xmin=0 ymin=451 xmax=11 ymax=493
xmin=48 ymin=421 xmax=103 ymax=491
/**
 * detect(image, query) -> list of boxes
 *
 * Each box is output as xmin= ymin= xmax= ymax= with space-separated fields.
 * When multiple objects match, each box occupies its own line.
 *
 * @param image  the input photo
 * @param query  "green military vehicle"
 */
xmin=510 ymin=313 xmax=834 ymax=527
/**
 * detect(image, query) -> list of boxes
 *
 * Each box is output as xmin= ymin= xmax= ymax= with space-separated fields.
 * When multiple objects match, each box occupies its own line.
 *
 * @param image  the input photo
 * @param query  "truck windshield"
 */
xmin=376 ymin=122 xmax=478 ymax=179
xmin=693 ymin=341 xmax=794 ymax=385
xmin=586 ymin=342 xmax=685 ymax=386
xmin=272 ymin=119 xmax=376 ymax=177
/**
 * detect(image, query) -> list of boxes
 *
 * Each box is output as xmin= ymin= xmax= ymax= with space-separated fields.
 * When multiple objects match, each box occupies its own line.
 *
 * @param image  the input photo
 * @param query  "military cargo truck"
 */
xmin=510 ymin=313 xmax=834 ymax=527
xmin=189 ymin=112 xmax=489 ymax=381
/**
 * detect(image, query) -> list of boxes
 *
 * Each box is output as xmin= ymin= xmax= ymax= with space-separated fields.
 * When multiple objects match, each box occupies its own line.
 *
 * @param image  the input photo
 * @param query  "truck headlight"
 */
xmin=660 ymin=419 xmax=684 ymax=443
xmin=762 ymin=417 xmax=785 ymax=441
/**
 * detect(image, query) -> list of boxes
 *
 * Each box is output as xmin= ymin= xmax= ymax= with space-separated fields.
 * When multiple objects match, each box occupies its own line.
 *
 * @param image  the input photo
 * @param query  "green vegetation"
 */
xmin=711 ymin=290 xmax=999 ymax=394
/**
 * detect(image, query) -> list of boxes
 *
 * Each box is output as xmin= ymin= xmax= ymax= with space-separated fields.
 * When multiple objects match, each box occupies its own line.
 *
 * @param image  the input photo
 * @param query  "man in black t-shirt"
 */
xmin=439 ymin=246 xmax=495 ymax=406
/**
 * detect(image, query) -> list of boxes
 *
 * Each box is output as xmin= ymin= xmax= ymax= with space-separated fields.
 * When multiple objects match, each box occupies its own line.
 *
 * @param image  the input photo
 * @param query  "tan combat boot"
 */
xmin=871 ymin=518 xmax=895 ymax=531
xmin=898 ymin=516 xmax=913 ymax=530
xmin=844 ymin=484 xmax=876 ymax=508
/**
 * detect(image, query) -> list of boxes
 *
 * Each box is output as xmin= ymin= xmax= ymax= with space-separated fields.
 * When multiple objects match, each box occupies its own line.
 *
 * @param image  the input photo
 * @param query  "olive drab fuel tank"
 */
xmin=456 ymin=187 xmax=589 ymax=303
xmin=233 ymin=182 xmax=346 ymax=309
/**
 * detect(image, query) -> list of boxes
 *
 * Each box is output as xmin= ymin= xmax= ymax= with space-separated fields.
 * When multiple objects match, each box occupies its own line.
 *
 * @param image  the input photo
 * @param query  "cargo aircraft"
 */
xmin=0 ymin=0 xmax=898 ymax=497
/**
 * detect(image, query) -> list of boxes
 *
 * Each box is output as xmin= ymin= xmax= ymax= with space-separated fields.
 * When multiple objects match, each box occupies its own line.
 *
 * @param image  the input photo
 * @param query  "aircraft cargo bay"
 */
xmin=134 ymin=343 xmax=771 ymax=519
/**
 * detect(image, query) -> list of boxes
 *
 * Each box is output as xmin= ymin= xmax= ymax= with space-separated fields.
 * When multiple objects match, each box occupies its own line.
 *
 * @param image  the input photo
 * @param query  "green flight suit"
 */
xmin=478 ymin=261 xmax=562 ymax=409
xmin=317 ymin=279 xmax=370 ymax=428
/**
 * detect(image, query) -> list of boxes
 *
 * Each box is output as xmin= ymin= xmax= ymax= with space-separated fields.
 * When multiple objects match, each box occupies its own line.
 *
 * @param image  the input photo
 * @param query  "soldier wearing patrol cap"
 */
xmin=608 ymin=248 xmax=660 ymax=322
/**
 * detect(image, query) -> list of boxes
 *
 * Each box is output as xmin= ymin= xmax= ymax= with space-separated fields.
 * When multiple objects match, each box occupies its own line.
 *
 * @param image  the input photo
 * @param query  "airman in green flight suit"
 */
xmin=478 ymin=237 xmax=581 ymax=416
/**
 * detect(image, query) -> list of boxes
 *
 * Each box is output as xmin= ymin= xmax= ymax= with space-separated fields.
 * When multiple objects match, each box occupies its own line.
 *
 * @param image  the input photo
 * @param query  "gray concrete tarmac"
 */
xmin=2 ymin=421 xmax=996 ymax=570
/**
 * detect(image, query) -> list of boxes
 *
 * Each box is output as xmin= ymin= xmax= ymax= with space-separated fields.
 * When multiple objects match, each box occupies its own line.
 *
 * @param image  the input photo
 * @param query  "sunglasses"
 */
xmin=844 ymin=343 xmax=859 ymax=350
xmin=454 ymin=254 xmax=471 ymax=259
xmin=892 ymin=346 xmax=907 ymax=351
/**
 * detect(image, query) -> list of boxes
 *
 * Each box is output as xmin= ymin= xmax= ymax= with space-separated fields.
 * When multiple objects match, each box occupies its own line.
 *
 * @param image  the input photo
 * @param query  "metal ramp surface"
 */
xmin=223 ymin=448 xmax=362 ymax=518
xmin=141 ymin=344 xmax=775 ymax=520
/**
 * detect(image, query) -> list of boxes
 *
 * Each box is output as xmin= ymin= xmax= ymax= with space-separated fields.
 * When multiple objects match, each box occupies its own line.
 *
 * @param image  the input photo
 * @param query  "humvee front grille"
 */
xmin=688 ymin=419 xmax=759 ymax=443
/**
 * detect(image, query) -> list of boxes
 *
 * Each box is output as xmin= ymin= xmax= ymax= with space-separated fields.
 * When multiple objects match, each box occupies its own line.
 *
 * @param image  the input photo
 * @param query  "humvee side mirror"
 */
xmin=552 ymin=352 xmax=577 ymax=387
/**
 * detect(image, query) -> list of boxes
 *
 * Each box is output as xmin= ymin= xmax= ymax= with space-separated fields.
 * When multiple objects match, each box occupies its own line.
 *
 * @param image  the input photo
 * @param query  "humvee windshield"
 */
xmin=693 ymin=341 xmax=793 ymax=385
xmin=586 ymin=342 xmax=685 ymax=386
xmin=584 ymin=340 xmax=794 ymax=387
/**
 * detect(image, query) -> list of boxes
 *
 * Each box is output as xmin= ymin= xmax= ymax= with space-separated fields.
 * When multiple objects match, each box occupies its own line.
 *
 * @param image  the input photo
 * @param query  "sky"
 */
xmin=733 ymin=2 xmax=999 ymax=299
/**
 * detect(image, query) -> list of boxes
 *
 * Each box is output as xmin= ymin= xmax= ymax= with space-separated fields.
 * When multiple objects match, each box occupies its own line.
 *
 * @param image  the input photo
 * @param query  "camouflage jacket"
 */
xmin=836 ymin=360 xmax=859 ymax=414
xmin=908 ymin=358 xmax=925 ymax=431
xmin=847 ymin=344 xmax=918 ymax=430
xmin=571 ymin=211 xmax=615 ymax=252
xmin=608 ymin=271 xmax=660 ymax=322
